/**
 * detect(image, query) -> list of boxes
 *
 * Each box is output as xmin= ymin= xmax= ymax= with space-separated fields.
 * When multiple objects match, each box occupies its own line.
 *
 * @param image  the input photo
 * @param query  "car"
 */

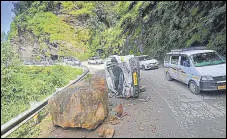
xmin=63 ymin=56 xmax=81 ymax=66
xmin=40 ymin=60 xmax=49 ymax=65
xmin=104 ymin=57 xmax=112 ymax=67
xmin=88 ymin=56 xmax=104 ymax=64
xmin=164 ymin=47 xmax=226 ymax=94
xmin=135 ymin=55 xmax=159 ymax=70
xmin=23 ymin=60 xmax=36 ymax=65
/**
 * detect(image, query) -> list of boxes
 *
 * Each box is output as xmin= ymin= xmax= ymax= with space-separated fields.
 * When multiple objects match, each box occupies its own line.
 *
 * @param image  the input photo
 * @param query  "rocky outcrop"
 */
xmin=48 ymin=74 xmax=108 ymax=130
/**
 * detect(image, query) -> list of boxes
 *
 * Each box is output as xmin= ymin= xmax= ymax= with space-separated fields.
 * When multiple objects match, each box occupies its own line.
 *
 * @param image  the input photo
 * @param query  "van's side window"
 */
xmin=171 ymin=56 xmax=179 ymax=65
xmin=180 ymin=55 xmax=190 ymax=67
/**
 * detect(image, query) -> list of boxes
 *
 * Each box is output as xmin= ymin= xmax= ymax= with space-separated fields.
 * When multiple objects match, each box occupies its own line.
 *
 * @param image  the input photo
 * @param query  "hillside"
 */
xmin=8 ymin=1 xmax=226 ymax=61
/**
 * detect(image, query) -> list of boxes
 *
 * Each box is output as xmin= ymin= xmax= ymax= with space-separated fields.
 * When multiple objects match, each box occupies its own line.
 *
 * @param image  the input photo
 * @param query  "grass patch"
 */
xmin=7 ymin=108 xmax=51 ymax=138
xmin=1 ymin=65 xmax=83 ymax=125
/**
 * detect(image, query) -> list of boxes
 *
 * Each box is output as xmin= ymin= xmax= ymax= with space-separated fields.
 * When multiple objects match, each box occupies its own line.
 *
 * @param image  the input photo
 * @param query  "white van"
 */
xmin=164 ymin=47 xmax=226 ymax=94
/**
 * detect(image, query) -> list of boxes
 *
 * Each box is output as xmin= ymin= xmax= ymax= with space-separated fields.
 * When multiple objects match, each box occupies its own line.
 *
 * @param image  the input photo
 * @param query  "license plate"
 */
xmin=218 ymin=85 xmax=226 ymax=90
xmin=133 ymin=72 xmax=138 ymax=86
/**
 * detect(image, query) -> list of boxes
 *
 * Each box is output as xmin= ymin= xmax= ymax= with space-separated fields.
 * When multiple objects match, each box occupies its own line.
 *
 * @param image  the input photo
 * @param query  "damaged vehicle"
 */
xmin=105 ymin=55 xmax=140 ymax=98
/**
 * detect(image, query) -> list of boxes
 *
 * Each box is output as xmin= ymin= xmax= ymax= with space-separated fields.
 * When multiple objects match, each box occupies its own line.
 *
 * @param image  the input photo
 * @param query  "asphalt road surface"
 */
xmin=44 ymin=63 xmax=226 ymax=138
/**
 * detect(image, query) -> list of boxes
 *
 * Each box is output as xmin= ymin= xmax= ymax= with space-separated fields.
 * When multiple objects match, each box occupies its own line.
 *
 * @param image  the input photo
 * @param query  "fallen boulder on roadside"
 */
xmin=48 ymin=74 xmax=108 ymax=130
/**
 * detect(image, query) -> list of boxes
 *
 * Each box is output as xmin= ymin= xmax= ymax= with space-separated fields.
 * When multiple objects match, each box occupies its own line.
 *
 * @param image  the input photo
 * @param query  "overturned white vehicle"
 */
xmin=105 ymin=55 xmax=140 ymax=98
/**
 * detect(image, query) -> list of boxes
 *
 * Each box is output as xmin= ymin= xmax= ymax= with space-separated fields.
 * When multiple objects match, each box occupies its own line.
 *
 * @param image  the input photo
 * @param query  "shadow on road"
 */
xmin=164 ymin=78 xmax=226 ymax=97
xmin=200 ymin=90 xmax=226 ymax=97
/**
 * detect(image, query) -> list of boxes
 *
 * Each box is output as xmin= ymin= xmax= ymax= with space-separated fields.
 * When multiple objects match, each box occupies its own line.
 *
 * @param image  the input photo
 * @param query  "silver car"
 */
xmin=136 ymin=55 xmax=159 ymax=70
xmin=88 ymin=57 xmax=104 ymax=64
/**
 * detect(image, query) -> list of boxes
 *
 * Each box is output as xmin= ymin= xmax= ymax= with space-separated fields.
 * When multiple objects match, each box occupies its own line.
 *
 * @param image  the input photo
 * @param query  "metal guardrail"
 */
xmin=1 ymin=65 xmax=89 ymax=138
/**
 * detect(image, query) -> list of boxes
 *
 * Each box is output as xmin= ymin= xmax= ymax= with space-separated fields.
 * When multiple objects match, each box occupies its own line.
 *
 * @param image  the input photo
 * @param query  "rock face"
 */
xmin=48 ymin=74 xmax=108 ymax=130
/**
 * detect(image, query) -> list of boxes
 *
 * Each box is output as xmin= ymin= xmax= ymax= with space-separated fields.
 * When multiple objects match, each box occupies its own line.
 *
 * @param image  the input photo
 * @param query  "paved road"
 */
xmin=108 ymin=67 xmax=226 ymax=138
xmin=44 ymin=64 xmax=226 ymax=138
xmin=81 ymin=61 xmax=105 ymax=74
xmin=138 ymin=68 xmax=225 ymax=137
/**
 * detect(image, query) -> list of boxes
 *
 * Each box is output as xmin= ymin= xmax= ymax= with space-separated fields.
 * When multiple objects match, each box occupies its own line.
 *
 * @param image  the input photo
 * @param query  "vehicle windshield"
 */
xmin=191 ymin=52 xmax=225 ymax=67
xmin=93 ymin=57 xmax=100 ymax=59
xmin=144 ymin=56 xmax=151 ymax=60
xmin=138 ymin=56 xmax=151 ymax=61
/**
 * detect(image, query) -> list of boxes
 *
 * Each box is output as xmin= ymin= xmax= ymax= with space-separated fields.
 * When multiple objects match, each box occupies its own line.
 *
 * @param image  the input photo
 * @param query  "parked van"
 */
xmin=164 ymin=47 xmax=226 ymax=94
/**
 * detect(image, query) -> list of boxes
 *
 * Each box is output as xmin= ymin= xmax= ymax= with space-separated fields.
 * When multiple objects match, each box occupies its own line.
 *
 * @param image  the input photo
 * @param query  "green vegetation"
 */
xmin=26 ymin=11 xmax=90 ymax=59
xmin=1 ymin=65 xmax=83 ymax=125
xmin=9 ymin=1 xmax=226 ymax=61
xmin=7 ymin=108 xmax=51 ymax=138
xmin=9 ymin=1 xmax=92 ymax=60
xmin=87 ymin=1 xmax=226 ymax=59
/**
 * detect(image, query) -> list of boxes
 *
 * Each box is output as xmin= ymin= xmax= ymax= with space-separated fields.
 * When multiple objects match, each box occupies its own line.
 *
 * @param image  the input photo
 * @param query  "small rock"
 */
xmin=140 ymin=86 xmax=146 ymax=92
xmin=113 ymin=104 xmax=123 ymax=117
xmin=107 ymin=115 xmax=118 ymax=122
xmin=97 ymin=127 xmax=105 ymax=137
xmin=108 ymin=93 xmax=114 ymax=98
xmin=97 ymin=125 xmax=115 ymax=138
xmin=105 ymin=128 xmax=115 ymax=138
xmin=120 ymin=112 xmax=128 ymax=118
xmin=139 ymin=127 xmax=144 ymax=131
xmin=127 ymin=103 xmax=133 ymax=106
xmin=138 ymin=99 xmax=145 ymax=101
xmin=110 ymin=120 xmax=120 ymax=125
xmin=151 ymin=126 xmax=157 ymax=133
xmin=145 ymin=96 xmax=151 ymax=102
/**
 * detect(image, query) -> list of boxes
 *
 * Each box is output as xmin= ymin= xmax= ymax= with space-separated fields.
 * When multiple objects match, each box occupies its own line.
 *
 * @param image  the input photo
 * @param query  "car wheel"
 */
xmin=189 ymin=80 xmax=200 ymax=95
xmin=166 ymin=72 xmax=173 ymax=81
xmin=142 ymin=65 xmax=146 ymax=70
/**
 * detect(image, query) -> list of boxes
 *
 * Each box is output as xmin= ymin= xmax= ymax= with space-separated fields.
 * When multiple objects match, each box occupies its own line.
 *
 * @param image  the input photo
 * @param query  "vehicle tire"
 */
xmin=189 ymin=80 xmax=200 ymax=95
xmin=142 ymin=65 xmax=146 ymax=70
xmin=166 ymin=72 xmax=173 ymax=81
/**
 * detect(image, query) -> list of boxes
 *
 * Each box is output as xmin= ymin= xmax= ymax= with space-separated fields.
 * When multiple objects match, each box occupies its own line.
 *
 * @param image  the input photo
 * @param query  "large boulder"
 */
xmin=48 ymin=74 xmax=108 ymax=130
